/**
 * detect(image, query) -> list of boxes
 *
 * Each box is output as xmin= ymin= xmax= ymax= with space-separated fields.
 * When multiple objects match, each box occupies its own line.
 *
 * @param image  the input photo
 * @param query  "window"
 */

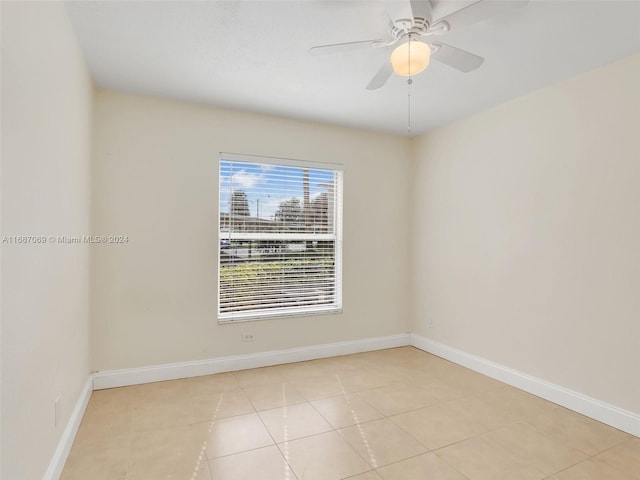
xmin=218 ymin=154 xmax=343 ymax=322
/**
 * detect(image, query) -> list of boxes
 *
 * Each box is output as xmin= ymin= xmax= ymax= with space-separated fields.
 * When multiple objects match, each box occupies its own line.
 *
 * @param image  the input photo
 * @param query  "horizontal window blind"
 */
xmin=218 ymin=156 xmax=343 ymax=322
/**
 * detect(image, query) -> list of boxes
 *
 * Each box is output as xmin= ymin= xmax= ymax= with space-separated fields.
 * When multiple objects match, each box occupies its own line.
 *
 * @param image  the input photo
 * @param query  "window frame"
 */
xmin=217 ymin=153 xmax=343 ymax=323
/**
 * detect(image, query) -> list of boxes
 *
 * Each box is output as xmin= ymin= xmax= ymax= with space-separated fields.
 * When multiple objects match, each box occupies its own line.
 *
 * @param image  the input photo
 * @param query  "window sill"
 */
xmin=218 ymin=306 xmax=343 ymax=324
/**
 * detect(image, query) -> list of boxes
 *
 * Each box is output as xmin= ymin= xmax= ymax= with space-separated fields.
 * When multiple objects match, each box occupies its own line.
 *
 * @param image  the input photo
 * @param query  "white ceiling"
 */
xmin=65 ymin=0 xmax=640 ymax=136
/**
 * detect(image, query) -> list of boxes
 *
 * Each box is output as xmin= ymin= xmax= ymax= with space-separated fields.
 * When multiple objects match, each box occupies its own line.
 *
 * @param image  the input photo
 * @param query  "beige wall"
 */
xmin=91 ymin=91 xmax=412 ymax=371
xmin=411 ymin=53 xmax=640 ymax=414
xmin=1 ymin=2 xmax=93 ymax=478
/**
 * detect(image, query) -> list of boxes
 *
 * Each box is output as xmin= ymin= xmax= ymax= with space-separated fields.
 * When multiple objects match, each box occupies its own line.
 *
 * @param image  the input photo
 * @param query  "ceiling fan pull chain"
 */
xmin=407 ymin=38 xmax=412 ymax=135
xmin=407 ymin=78 xmax=413 ymax=135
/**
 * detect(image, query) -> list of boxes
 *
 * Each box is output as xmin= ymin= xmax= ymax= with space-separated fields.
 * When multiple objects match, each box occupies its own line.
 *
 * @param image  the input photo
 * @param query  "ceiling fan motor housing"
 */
xmin=392 ymin=16 xmax=430 ymax=40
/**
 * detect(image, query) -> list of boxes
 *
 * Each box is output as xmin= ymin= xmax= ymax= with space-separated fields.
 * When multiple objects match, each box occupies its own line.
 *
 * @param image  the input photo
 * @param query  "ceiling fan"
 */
xmin=309 ymin=0 xmax=528 ymax=90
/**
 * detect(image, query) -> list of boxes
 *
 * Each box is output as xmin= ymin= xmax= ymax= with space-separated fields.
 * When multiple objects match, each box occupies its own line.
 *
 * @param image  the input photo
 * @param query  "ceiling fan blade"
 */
xmin=309 ymin=39 xmax=387 ymax=56
xmin=409 ymin=0 xmax=433 ymax=23
xmin=433 ymin=0 xmax=528 ymax=31
xmin=366 ymin=61 xmax=393 ymax=90
xmin=383 ymin=10 xmax=395 ymax=32
xmin=430 ymin=42 xmax=484 ymax=73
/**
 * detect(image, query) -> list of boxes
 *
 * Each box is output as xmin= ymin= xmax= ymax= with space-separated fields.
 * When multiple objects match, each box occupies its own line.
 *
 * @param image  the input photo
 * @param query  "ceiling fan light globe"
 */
xmin=390 ymin=41 xmax=431 ymax=76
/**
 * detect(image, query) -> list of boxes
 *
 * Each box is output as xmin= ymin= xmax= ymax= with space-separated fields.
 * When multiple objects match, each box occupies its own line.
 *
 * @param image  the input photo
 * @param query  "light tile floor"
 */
xmin=62 ymin=347 xmax=640 ymax=480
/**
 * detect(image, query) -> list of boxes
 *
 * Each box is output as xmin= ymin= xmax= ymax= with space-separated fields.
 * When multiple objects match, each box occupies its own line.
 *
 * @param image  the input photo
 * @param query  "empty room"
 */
xmin=1 ymin=0 xmax=639 ymax=479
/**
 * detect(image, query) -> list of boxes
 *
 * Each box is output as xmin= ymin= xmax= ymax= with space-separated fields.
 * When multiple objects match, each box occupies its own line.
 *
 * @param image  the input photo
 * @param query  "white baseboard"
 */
xmin=411 ymin=334 xmax=640 ymax=438
xmin=43 ymin=376 xmax=93 ymax=480
xmin=93 ymin=334 xmax=411 ymax=390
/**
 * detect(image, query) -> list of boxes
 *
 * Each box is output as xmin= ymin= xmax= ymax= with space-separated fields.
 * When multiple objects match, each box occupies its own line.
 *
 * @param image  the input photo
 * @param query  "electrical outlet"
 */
xmin=241 ymin=333 xmax=255 ymax=342
xmin=428 ymin=317 xmax=435 ymax=328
